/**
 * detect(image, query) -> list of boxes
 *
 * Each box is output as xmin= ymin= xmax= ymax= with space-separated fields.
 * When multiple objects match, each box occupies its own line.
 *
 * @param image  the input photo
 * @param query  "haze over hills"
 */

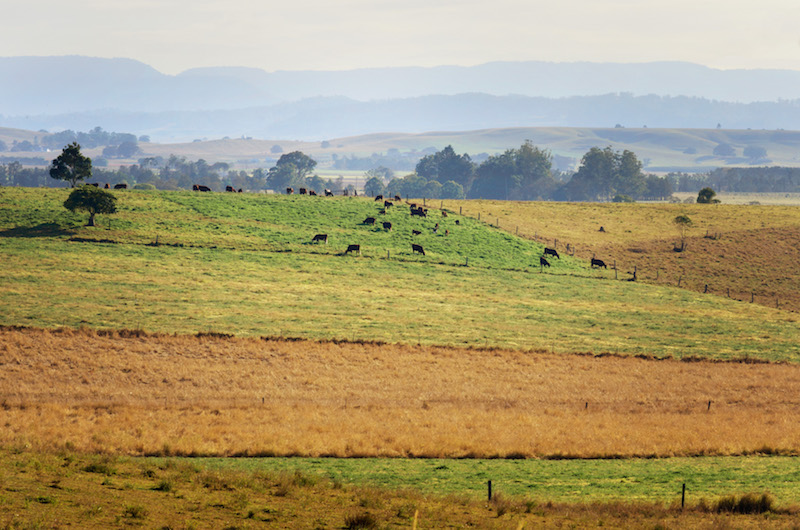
xmin=4 ymin=56 xmax=800 ymax=142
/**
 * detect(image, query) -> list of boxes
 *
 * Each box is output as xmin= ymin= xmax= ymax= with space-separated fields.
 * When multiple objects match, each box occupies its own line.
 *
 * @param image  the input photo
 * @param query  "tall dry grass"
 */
xmin=3 ymin=326 xmax=800 ymax=458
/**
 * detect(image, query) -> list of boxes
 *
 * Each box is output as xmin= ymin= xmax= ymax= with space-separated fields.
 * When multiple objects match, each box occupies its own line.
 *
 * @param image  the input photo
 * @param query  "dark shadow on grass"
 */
xmin=0 ymin=222 xmax=77 ymax=238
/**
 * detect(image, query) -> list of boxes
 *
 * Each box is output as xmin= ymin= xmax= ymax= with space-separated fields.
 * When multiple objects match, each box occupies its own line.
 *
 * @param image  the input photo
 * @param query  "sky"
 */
xmin=4 ymin=0 xmax=800 ymax=74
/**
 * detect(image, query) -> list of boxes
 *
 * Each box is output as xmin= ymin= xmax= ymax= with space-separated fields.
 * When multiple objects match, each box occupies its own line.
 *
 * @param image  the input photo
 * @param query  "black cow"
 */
xmin=374 ymin=195 xmax=383 ymax=201
xmin=412 ymin=229 xmax=422 ymax=236
xmin=312 ymin=234 xmax=328 ymax=244
xmin=88 ymin=182 xmax=99 ymax=187
xmin=343 ymin=189 xmax=349 ymax=196
xmin=394 ymin=195 xmax=401 ymax=201
xmin=363 ymin=216 xmax=376 ymax=225
xmin=193 ymin=184 xmax=211 ymax=192
xmin=104 ymin=183 xmax=110 ymax=189
xmin=540 ymin=256 xmax=551 ymax=267
xmin=238 ymin=188 xmax=243 ymax=193
xmin=299 ymin=188 xmax=307 ymax=195
xmin=225 ymin=185 xmax=236 ymax=192
xmin=411 ymin=207 xmax=427 ymax=217
xmin=324 ymin=189 xmax=334 ymax=197
xmin=384 ymin=200 xmax=393 ymax=208
xmin=441 ymin=211 xmax=448 ymax=217
xmin=114 ymin=183 xmax=127 ymax=189
xmin=412 ymin=244 xmax=425 ymax=256
xmin=383 ymin=221 xmax=392 ymax=230
xmin=544 ymin=247 xmax=560 ymax=259
xmin=345 ymin=244 xmax=360 ymax=255
xmin=286 ymin=187 xmax=294 ymax=194
xmin=309 ymin=190 xmax=317 ymax=196
xmin=455 ymin=220 xmax=460 ymax=225
xmin=591 ymin=258 xmax=607 ymax=269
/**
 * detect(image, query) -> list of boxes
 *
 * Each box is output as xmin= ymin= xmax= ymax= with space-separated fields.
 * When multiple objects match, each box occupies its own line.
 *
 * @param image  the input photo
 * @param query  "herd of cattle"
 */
xmin=182 ymin=183 xmax=611 ymax=269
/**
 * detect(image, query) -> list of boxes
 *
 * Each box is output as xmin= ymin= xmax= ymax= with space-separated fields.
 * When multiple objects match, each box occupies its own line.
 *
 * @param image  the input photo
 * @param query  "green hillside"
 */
xmin=1 ymin=187 xmax=797 ymax=360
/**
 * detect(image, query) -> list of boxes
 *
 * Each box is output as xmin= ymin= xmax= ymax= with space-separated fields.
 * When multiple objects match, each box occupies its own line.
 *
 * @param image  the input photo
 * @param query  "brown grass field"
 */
xmin=441 ymin=200 xmax=800 ymax=313
xmin=4 ymin=326 xmax=800 ymax=459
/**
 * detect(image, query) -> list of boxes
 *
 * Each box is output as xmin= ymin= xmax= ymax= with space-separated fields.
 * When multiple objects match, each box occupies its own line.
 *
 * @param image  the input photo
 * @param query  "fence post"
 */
xmin=488 ymin=480 xmax=492 ymax=501
xmin=459 ymin=206 xmax=462 ymax=215
xmin=681 ymin=483 xmax=686 ymax=509
xmin=704 ymin=284 xmax=708 ymax=293
xmin=478 ymin=212 xmax=481 ymax=221
xmin=751 ymin=292 xmax=755 ymax=303
xmin=614 ymin=260 xmax=617 ymax=279
xmin=678 ymin=276 xmax=682 ymax=287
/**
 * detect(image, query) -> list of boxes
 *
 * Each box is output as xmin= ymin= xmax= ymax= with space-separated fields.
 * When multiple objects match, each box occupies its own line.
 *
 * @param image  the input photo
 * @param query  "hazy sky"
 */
xmin=4 ymin=0 xmax=800 ymax=74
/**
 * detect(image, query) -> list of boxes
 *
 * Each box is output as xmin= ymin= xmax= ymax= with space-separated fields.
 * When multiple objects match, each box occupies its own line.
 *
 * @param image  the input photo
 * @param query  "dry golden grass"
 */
xmin=441 ymin=200 xmax=800 ymax=312
xmin=4 ymin=326 xmax=800 ymax=458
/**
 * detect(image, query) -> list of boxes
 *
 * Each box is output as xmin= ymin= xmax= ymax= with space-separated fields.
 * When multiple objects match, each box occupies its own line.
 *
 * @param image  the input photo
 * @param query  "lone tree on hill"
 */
xmin=673 ymin=214 xmax=693 ymax=252
xmin=63 ymin=185 xmax=117 ymax=227
xmin=49 ymin=142 xmax=93 ymax=187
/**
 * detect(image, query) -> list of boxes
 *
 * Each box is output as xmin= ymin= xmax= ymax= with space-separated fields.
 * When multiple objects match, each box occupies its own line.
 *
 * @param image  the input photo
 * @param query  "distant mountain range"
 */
xmin=4 ymin=56 xmax=800 ymax=142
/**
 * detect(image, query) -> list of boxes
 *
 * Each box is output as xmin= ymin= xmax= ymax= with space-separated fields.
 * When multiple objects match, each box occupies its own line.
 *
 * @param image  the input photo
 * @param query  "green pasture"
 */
xmin=187 ymin=455 xmax=800 ymax=505
xmin=1 ymin=187 xmax=798 ymax=360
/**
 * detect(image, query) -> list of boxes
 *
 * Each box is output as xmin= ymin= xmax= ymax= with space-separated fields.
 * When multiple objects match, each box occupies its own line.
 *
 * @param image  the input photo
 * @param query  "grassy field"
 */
xmin=1 ymin=188 xmax=798 ymax=360
xmin=3 ymin=449 xmax=795 ymax=529
xmin=442 ymin=198 xmax=800 ymax=314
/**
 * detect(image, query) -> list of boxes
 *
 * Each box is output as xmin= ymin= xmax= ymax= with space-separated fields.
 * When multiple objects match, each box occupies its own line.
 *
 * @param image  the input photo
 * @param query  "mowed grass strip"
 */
xmin=1 ymin=188 xmax=798 ymax=360
xmin=3 ymin=449 xmax=796 ymax=529
xmin=4 ymin=327 xmax=800 ymax=458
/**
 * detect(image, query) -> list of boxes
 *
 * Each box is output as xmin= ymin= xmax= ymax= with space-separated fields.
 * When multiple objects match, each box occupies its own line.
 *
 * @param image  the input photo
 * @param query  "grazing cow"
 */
xmin=194 ymin=184 xmax=211 ymax=192
xmin=104 ymin=183 xmax=110 ymax=189
xmin=383 ymin=221 xmax=392 ymax=230
xmin=544 ymin=247 xmax=560 ymax=259
xmin=286 ymin=187 xmax=294 ymax=194
xmin=238 ymin=188 xmax=243 ymax=193
xmin=312 ymin=234 xmax=328 ymax=244
xmin=412 ymin=243 xmax=425 ymax=256
xmin=379 ymin=209 xmax=387 ymax=215
xmin=345 ymin=244 xmax=360 ymax=255
xmin=88 ymin=182 xmax=99 ymax=187
xmin=225 ymin=185 xmax=235 ymax=192
xmin=591 ymin=258 xmax=607 ymax=269
xmin=384 ymin=200 xmax=393 ymax=208
xmin=299 ymin=188 xmax=307 ymax=195
xmin=363 ymin=216 xmax=376 ymax=225
xmin=114 ymin=183 xmax=127 ymax=189
xmin=409 ymin=203 xmax=417 ymax=209
xmin=411 ymin=207 xmax=427 ymax=217
xmin=394 ymin=195 xmax=402 ymax=202
xmin=445 ymin=229 xmax=449 ymax=236
xmin=309 ymin=190 xmax=317 ymax=196
xmin=455 ymin=220 xmax=460 ymax=225
xmin=442 ymin=211 xmax=448 ymax=217
xmin=374 ymin=195 xmax=383 ymax=201
xmin=324 ymin=189 xmax=333 ymax=196
xmin=412 ymin=229 xmax=422 ymax=236
xmin=540 ymin=256 xmax=551 ymax=267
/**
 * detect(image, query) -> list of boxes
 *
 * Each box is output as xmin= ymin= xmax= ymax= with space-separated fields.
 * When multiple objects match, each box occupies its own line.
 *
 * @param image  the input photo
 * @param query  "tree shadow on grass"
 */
xmin=0 ymin=222 xmax=77 ymax=238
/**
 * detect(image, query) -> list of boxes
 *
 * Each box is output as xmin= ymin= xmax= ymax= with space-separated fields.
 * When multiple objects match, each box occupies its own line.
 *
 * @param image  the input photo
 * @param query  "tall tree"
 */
xmin=564 ymin=146 xmax=646 ymax=201
xmin=415 ymin=145 xmax=474 ymax=189
xmin=470 ymin=141 xmax=555 ymax=200
xmin=49 ymin=142 xmax=92 ymax=187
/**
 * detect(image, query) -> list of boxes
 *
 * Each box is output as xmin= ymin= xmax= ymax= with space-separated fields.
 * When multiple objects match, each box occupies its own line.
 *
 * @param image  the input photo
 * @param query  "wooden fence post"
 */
xmin=488 ymin=480 xmax=492 ymax=501
xmin=614 ymin=260 xmax=617 ymax=279
xmin=681 ymin=483 xmax=686 ymax=509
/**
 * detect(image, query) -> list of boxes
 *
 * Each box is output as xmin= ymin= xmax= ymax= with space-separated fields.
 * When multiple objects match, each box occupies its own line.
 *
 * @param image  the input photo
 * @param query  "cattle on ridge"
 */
xmin=363 ymin=216 xmax=376 ymax=225
xmin=374 ymin=195 xmax=383 ymax=201
xmin=324 ymin=189 xmax=334 ymax=197
xmin=591 ymin=258 xmax=607 ymax=269
xmin=309 ymin=190 xmax=317 ymax=196
xmin=299 ymin=188 xmax=307 ymax=195
xmin=544 ymin=247 xmax=560 ymax=259
xmin=286 ymin=187 xmax=294 ymax=194
xmin=114 ymin=183 xmax=127 ymax=189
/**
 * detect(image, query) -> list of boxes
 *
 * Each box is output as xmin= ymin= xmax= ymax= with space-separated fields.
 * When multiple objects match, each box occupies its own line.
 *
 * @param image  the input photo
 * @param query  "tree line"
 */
xmin=8 ymin=140 xmax=800 ymax=200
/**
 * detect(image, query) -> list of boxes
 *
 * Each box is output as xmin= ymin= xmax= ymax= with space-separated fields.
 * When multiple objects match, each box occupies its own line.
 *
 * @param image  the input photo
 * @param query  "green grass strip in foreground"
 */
xmin=193 ymin=456 xmax=800 ymax=505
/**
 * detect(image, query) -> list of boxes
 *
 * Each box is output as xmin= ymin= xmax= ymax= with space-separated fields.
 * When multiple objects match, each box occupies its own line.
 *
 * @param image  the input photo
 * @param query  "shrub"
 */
xmin=344 ymin=511 xmax=378 ymax=529
xmin=713 ymin=492 xmax=775 ymax=514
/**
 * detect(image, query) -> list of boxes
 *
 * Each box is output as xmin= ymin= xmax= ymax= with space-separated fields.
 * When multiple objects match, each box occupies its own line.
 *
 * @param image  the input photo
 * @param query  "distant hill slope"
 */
xmin=5 ymin=125 xmax=800 ymax=173
xmin=5 ymin=56 xmax=800 ymax=141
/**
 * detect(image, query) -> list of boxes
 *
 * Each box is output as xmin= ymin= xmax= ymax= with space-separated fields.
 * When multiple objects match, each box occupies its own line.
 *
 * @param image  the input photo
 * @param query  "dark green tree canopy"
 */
xmin=697 ymin=187 xmax=720 ymax=204
xmin=267 ymin=151 xmax=317 ymax=191
xmin=415 ymin=145 xmax=474 ymax=188
xmin=563 ymin=146 xmax=646 ymax=201
xmin=63 ymin=185 xmax=117 ymax=226
xmin=49 ymin=142 xmax=93 ymax=187
xmin=470 ymin=141 xmax=555 ymax=200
